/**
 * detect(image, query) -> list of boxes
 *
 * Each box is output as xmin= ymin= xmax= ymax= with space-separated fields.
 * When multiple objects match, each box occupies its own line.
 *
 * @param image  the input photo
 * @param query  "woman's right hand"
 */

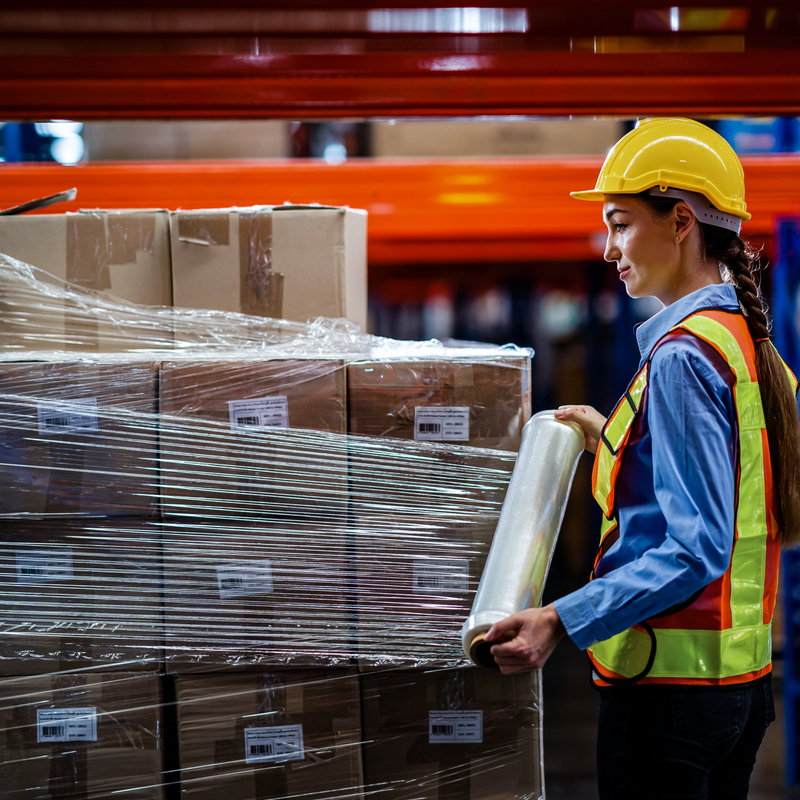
xmin=553 ymin=405 xmax=607 ymax=455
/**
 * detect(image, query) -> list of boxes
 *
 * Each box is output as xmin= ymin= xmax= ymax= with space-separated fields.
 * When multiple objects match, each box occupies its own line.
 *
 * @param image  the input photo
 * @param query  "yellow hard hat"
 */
xmin=571 ymin=117 xmax=751 ymax=223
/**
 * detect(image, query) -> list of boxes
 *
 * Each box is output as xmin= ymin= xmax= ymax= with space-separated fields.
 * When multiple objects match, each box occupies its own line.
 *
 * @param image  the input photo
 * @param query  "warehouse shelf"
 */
xmin=2 ymin=156 xmax=799 ymax=265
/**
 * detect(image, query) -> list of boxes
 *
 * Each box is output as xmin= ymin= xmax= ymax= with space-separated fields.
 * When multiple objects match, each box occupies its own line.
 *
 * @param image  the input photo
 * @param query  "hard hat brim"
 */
xmin=569 ymin=190 xmax=605 ymax=201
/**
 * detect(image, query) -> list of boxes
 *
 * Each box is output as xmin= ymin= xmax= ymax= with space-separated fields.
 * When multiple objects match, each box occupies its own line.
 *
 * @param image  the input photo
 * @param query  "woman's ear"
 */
xmin=674 ymin=201 xmax=696 ymax=242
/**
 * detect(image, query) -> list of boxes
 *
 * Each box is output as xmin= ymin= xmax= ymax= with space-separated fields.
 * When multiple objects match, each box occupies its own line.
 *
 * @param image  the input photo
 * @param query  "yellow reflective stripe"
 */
xmin=593 ymin=364 xmax=649 ymax=517
xmin=678 ymin=315 xmax=768 ymax=630
xmin=736 ymin=383 xmax=766 ymax=430
xmin=594 ymin=447 xmax=614 ymax=517
xmin=590 ymin=623 xmax=771 ymax=680
xmin=628 ymin=367 xmax=648 ymax=406
xmin=679 ymin=315 xmax=751 ymax=384
xmin=600 ymin=514 xmax=617 ymax=543
xmin=604 ymin=403 xmax=634 ymax=453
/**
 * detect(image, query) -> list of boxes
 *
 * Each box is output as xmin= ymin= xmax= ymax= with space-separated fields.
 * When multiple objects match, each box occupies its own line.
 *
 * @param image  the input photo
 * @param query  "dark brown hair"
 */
xmin=638 ymin=191 xmax=800 ymax=546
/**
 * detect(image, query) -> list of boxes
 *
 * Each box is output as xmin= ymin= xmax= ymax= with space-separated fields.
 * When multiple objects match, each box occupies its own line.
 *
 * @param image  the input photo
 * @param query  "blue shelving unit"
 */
xmin=775 ymin=217 xmax=800 ymax=785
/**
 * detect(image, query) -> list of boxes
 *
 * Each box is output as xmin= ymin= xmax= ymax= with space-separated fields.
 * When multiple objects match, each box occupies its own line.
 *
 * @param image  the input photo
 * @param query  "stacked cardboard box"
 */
xmin=170 ymin=205 xmax=367 ymax=329
xmin=0 ymin=671 xmax=164 ymax=799
xmin=0 ymin=255 xmax=541 ymax=797
xmin=361 ymin=668 xmax=541 ymax=800
xmin=347 ymin=356 xmax=531 ymax=451
xmin=175 ymin=669 xmax=363 ymax=799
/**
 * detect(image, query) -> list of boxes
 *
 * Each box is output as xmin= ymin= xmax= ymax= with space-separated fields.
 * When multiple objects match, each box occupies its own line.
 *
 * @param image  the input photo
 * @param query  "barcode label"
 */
xmin=412 ymin=558 xmax=469 ymax=595
xmin=216 ymin=561 xmax=273 ymax=599
xmin=228 ymin=397 xmax=289 ymax=431
xmin=37 ymin=708 xmax=97 ymax=742
xmin=414 ymin=407 xmax=470 ymax=441
xmin=244 ymin=724 xmax=304 ymax=764
xmin=37 ymin=398 xmax=99 ymax=434
xmin=429 ymin=711 xmax=483 ymax=743
xmin=16 ymin=549 xmax=73 ymax=584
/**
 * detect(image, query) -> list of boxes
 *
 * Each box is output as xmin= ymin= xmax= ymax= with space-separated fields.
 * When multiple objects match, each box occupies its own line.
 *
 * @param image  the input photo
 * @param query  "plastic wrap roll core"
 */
xmin=462 ymin=410 xmax=585 ymax=668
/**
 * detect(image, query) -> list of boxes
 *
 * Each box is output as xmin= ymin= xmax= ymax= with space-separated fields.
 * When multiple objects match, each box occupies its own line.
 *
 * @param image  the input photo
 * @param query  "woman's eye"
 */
xmin=614 ymin=223 xmax=627 ymax=232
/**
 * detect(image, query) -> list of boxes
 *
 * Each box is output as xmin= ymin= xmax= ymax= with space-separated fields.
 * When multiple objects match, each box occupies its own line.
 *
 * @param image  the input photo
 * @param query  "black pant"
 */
xmin=596 ymin=676 xmax=775 ymax=800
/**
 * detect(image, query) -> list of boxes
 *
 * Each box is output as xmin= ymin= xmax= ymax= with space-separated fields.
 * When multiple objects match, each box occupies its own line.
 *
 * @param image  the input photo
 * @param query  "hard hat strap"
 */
xmin=646 ymin=187 xmax=743 ymax=235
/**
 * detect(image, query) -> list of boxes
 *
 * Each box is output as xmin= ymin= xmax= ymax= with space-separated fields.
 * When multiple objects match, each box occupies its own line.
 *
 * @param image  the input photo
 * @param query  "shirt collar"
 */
xmin=635 ymin=283 xmax=740 ymax=364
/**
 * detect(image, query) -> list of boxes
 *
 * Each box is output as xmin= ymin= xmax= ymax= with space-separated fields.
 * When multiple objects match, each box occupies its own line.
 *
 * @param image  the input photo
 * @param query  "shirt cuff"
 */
xmin=554 ymin=589 xmax=607 ymax=651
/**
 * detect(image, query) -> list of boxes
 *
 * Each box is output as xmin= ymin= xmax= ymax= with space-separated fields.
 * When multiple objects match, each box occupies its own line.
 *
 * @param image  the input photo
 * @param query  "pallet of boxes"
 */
xmin=0 ymin=203 xmax=543 ymax=800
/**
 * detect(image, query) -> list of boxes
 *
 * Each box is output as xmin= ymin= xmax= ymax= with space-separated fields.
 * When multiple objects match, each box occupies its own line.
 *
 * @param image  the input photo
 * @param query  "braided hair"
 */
xmin=639 ymin=192 xmax=800 ymax=546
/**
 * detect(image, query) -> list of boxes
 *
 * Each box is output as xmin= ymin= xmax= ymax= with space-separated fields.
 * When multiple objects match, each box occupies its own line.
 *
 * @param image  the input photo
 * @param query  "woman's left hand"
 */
xmin=483 ymin=604 xmax=567 ymax=675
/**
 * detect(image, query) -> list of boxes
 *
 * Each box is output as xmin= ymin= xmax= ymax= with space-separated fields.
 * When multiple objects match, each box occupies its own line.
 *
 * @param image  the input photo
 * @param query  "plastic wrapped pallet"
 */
xmin=0 ymin=253 xmax=544 ymax=800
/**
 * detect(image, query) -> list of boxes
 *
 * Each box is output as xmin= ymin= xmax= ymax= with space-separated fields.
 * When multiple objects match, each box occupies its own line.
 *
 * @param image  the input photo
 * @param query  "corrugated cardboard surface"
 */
xmin=355 ymin=522 xmax=495 ymax=665
xmin=0 ymin=211 xmax=172 ymax=352
xmin=176 ymin=669 xmax=363 ymax=799
xmin=347 ymin=357 xmax=531 ymax=451
xmin=0 ymin=671 xmax=164 ymax=800
xmin=158 ymin=359 xmax=347 ymax=519
xmin=162 ymin=519 xmax=354 ymax=671
xmin=170 ymin=206 xmax=367 ymax=330
xmin=361 ymin=668 xmax=541 ymax=800
xmin=0 ymin=361 xmax=159 ymax=516
xmin=0 ymin=519 xmax=163 ymax=675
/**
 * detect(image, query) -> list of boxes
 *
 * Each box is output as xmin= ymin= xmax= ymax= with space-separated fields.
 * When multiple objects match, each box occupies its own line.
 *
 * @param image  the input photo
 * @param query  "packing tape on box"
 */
xmin=461 ymin=411 xmax=584 ymax=668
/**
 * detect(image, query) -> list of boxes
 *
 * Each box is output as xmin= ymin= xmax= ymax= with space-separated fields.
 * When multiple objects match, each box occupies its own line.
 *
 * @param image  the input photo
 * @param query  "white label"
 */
xmin=412 ymin=558 xmax=469 ymax=594
xmin=37 ymin=398 xmax=99 ymax=434
xmin=414 ymin=407 xmax=470 ymax=441
xmin=217 ymin=562 xmax=273 ymax=599
xmin=429 ymin=710 xmax=483 ymax=743
xmin=16 ymin=549 xmax=73 ymax=584
xmin=228 ymin=397 xmax=289 ymax=431
xmin=37 ymin=708 xmax=98 ymax=742
xmin=244 ymin=724 xmax=304 ymax=764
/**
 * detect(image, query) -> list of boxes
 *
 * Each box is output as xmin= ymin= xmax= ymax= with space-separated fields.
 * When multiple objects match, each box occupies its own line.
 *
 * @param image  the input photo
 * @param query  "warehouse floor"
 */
xmin=543 ymin=644 xmax=800 ymax=799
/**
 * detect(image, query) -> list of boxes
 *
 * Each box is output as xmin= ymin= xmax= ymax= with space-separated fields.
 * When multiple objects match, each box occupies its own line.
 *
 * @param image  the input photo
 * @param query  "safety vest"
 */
xmin=588 ymin=307 xmax=799 ymax=686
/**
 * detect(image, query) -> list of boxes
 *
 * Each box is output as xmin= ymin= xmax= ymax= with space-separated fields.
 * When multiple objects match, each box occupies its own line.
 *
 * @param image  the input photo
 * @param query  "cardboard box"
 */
xmin=0 ymin=360 xmax=159 ymax=516
xmin=355 ymin=521 xmax=495 ymax=666
xmin=0 ymin=210 xmax=173 ymax=352
xmin=0 ymin=671 xmax=164 ymax=800
xmin=158 ymin=358 xmax=348 ymax=519
xmin=0 ymin=519 xmax=163 ymax=675
xmin=170 ymin=205 xmax=367 ymax=329
xmin=360 ymin=668 xmax=541 ymax=800
xmin=347 ymin=356 xmax=531 ymax=451
xmin=175 ymin=669 xmax=362 ymax=799
xmin=372 ymin=118 xmax=623 ymax=157
xmin=162 ymin=519 xmax=354 ymax=671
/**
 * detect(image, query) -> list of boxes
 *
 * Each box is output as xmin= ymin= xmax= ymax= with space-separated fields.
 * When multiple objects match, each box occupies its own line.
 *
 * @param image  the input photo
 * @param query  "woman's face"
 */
xmin=602 ymin=195 xmax=679 ymax=303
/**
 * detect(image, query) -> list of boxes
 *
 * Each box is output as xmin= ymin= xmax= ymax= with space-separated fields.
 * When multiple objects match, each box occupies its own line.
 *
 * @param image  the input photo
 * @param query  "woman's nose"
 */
xmin=604 ymin=235 xmax=619 ymax=263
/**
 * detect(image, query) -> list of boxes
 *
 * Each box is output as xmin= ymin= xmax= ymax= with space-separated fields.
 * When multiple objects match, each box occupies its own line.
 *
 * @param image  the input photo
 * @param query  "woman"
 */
xmin=484 ymin=118 xmax=800 ymax=799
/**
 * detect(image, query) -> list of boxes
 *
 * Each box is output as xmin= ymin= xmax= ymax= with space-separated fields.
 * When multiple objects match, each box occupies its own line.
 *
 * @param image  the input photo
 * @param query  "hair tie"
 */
xmin=755 ymin=337 xmax=770 ymax=343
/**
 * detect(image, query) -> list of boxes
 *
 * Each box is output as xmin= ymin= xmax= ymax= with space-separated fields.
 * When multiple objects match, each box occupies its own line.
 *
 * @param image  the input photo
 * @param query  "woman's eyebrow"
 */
xmin=604 ymin=207 xmax=627 ymax=221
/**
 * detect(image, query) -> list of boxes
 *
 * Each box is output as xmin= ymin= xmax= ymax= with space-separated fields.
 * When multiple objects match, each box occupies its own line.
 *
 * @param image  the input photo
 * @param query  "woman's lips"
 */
xmin=618 ymin=266 xmax=630 ymax=279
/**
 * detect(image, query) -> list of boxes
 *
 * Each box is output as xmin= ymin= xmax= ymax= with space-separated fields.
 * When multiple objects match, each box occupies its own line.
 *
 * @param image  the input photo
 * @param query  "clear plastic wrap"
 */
xmin=0 ymin=254 xmax=543 ymax=799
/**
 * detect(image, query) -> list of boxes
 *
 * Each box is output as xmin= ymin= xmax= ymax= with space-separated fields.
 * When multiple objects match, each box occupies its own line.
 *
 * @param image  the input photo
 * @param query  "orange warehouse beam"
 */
xmin=0 ymin=157 xmax=797 ymax=264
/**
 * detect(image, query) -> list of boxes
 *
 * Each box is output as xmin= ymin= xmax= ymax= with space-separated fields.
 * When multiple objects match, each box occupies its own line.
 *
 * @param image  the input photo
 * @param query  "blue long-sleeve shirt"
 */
xmin=555 ymin=283 xmax=750 ymax=650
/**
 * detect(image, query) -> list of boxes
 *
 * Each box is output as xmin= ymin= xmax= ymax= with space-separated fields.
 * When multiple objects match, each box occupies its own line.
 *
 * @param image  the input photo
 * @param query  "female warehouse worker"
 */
xmin=483 ymin=117 xmax=800 ymax=799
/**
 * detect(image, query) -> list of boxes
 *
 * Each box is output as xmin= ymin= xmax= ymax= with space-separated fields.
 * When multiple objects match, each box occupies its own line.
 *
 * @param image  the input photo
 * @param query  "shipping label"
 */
xmin=216 ymin=561 xmax=274 ymax=599
xmin=16 ymin=549 xmax=73 ymax=584
xmin=414 ymin=406 xmax=470 ymax=441
xmin=37 ymin=708 xmax=98 ymax=742
xmin=429 ymin=710 xmax=483 ymax=743
xmin=412 ymin=558 xmax=469 ymax=594
xmin=228 ymin=397 xmax=289 ymax=431
xmin=37 ymin=398 xmax=99 ymax=434
xmin=244 ymin=724 xmax=305 ymax=764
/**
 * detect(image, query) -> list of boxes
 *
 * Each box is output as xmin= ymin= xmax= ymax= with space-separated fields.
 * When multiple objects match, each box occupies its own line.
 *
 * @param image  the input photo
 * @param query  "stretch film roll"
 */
xmin=462 ymin=410 xmax=585 ymax=668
